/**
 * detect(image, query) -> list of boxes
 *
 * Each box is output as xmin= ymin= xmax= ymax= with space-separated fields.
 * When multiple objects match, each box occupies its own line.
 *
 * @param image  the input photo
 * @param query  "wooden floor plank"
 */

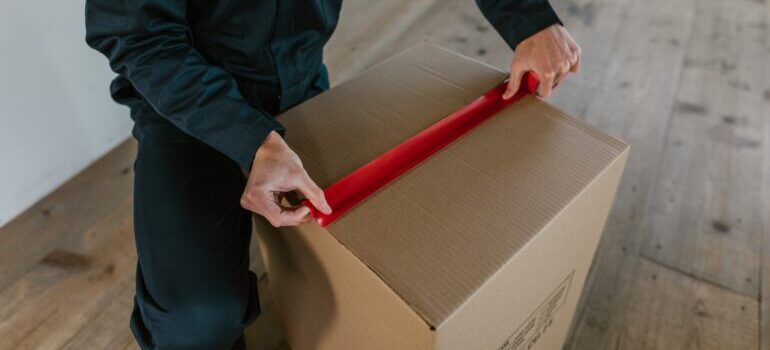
xmin=0 ymin=140 xmax=135 ymax=293
xmin=0 ymin=200 xmax=135 ymax=349
xmin=760 ymin=0 xmax=770 ymax=347
xmin=324 ymin=0 xmax=439 ymax=85
xmin=379 ymin=0 xmax=513 ymax=73
xmin=608 ymin=258 xmax=759 ymax=349
xmin=521 ymin=0 xmax=700 ymax=348
xmin=59 ymin=276 xmax=135 ymax=350
xmin=639 ymin=0 xmax=767 ymax=298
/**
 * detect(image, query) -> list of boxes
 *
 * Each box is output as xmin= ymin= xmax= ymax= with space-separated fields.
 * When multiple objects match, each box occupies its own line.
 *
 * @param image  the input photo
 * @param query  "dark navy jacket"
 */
xmin=85 ymin=1 xmax=561 ymax=170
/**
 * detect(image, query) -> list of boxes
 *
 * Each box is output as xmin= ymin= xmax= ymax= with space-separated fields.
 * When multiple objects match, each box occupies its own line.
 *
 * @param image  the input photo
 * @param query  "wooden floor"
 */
xmin=1 ymin=0 xmax=768 ymax=349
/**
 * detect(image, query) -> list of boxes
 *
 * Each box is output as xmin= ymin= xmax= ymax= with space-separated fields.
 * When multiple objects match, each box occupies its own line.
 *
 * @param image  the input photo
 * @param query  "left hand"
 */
xmin=503 ymin=24 xmax=581 ymax=99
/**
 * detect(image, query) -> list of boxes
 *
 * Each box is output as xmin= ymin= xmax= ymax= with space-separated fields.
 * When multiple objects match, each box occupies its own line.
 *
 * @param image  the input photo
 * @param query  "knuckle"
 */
xmin=288 ymin=166 xmax=304 ymax=178
xmin=267 ymin=217 xmax=282 ymax=227
xmin=239 ymin=197 xmax=250 ymax=208
xmin=302 ymin=169 xmax=314 ymax=182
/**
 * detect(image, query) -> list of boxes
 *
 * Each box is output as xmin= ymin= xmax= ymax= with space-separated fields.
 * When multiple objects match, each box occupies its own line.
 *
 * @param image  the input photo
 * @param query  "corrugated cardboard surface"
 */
xmin=279 ymin=43 xmax=627 ymax=328
xmin=255 ymin=217 xmax=434 ymax=350
xmin=435 ymin=149 xmax=629 ymax=350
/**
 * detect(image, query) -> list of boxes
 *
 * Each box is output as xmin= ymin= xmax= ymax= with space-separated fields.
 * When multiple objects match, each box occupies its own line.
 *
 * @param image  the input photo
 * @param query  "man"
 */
xmin=85 ymin=1 xmax=580 ymax=349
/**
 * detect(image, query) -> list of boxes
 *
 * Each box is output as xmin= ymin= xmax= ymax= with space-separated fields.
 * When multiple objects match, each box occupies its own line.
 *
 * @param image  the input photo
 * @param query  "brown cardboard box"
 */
xmin=255 ymin=44 xmax=629 ymax=350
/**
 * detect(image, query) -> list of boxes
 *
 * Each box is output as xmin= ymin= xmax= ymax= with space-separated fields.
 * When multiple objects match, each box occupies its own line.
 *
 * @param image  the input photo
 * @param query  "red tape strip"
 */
xmin=303 ymin=73 xmax=540 ymax=227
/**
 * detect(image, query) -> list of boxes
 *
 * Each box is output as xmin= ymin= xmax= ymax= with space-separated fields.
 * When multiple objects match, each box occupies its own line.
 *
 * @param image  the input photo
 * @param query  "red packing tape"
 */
xmin=303 ymin=73 xmax=540 ymax=227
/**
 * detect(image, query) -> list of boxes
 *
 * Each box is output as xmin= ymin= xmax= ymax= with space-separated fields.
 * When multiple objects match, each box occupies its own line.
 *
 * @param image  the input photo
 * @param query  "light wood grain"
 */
xmin=0 ymin=200 xmax=134 ymax=349
xmin=761 ymin=140 xmax=769 ymax=350
xmin=760 ymin=0 xmax=770 ymax=347
xmin=59 ymin=275 xmax=135 ymax=350
xmin=0 ymin=140 xmax=135 ymax=293
xmin=562 ymin=0 xmax=767 ymax=346
xmin=324 ymin=0 xmax=439 ymax=85
xmin=607 ymin=257 xmax=759 ymax=349
xmin=639 ymin=0 xmax=766 ymax=299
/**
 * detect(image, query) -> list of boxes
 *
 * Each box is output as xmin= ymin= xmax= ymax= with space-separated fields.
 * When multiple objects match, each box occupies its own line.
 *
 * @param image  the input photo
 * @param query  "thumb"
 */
xmin=297 ymin=172 xmax=332 ymax=215
xmin=503 ymin=63 xmax=526 ymax=100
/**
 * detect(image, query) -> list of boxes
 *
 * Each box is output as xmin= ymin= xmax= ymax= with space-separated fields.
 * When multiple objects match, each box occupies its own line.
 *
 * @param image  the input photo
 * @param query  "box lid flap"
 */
xmin=278 ymin=44 xmax=627 ymax=327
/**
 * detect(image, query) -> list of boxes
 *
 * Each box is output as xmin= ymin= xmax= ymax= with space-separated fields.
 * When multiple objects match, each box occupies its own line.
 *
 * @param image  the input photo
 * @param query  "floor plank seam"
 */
xmin=634 ymin=0 xmax=698 ymax=265
xmin=9 ymin=306 xmax=58 ymax=349
xmin=760 ymin=212 xmax=765 ymax=350
xmin=638 ymin=254 xmax=757 ymax=300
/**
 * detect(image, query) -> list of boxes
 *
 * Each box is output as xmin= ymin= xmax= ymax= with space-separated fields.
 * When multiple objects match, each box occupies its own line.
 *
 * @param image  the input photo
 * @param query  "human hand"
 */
xmin=503 ymin=24 xmax=581 ymax=99
xmin=240 ymin=131 xmax=332 ymax=227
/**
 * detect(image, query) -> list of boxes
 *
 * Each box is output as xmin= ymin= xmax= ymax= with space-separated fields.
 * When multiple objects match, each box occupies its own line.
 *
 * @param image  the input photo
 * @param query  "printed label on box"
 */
xmin=497 ymin=271 xmax=575 ymax=350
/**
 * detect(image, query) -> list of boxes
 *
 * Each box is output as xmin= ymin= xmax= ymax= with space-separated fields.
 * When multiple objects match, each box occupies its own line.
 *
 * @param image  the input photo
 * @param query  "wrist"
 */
xmin=262 ymin=130 xmax=283 ymax=146
xmin=253 ymin=130 xmax=287 ymax=164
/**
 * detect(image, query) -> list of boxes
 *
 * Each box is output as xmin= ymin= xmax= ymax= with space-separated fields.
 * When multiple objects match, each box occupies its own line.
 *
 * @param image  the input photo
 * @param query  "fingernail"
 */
xmin=324 ymin=204 xmax=332 ymax=213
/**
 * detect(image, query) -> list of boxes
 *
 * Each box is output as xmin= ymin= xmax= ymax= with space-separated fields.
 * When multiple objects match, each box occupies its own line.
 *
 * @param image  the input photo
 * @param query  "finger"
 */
xmin=503 ymin=62 xmax=526 ymax=100
xmin=552 ymin=72 xmax=565 ymax=90
xmin=571 ymin=53 xmax=581 ymax=73
xmin=551 ymin=65 xmax=567 ymax=89
xmin=247 ymin=192 xmax=285 ymax=226
xmin=569 ymin=44 xmax=581 ymax=73
xmin=537 ymin=72 xmax=555 ymax=97
xmin=240 ymin=189 xmax=262 ymax=212
xmin=276 ymin=205 xmax=311 ymax=227
xmin=296 ymin=171 xmax=332 ymax=215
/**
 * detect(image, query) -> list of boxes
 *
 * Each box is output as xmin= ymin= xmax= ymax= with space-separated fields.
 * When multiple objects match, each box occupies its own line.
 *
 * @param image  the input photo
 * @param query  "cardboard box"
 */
xmin=255 ymin=44 xmax=629 ymax=350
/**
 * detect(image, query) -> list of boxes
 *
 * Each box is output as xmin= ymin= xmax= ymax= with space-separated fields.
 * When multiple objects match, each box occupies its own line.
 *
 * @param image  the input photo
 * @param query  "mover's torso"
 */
xmin=187 ymin=0 xmax=341 ymax=91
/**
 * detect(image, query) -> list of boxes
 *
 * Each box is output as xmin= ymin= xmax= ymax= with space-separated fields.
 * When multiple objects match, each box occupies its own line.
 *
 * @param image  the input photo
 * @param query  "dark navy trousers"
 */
xmin=128 ymin=70 xmax=328 ymax=350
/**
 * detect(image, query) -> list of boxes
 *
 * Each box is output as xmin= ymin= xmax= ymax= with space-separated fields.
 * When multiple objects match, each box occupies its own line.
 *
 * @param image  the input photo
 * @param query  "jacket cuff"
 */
xmin=501 ymin=6 xmax=563 ymax=51
xmin=233 ymin=115 xmax=286 ymax=172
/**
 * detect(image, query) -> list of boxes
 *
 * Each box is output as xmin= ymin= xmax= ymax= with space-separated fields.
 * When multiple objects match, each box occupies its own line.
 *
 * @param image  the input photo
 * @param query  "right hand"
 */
xmin=503 ymin=24 xmax=581 ymax=99
xmin=240 ymin=131 xmax=332 ymax=227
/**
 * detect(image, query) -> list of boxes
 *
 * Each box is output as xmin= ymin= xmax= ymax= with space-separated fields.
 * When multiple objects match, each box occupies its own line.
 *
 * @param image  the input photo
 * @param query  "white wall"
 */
xmin=0 ymin=1 xmax=132 ymax=226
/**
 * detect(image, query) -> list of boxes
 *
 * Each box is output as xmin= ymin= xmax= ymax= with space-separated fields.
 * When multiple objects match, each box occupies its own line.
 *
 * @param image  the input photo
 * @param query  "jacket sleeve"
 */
xmin=85 ymin=0 xmax=284 ymax=171
xmin=475 ymin=0 xmax=563 ymax=50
